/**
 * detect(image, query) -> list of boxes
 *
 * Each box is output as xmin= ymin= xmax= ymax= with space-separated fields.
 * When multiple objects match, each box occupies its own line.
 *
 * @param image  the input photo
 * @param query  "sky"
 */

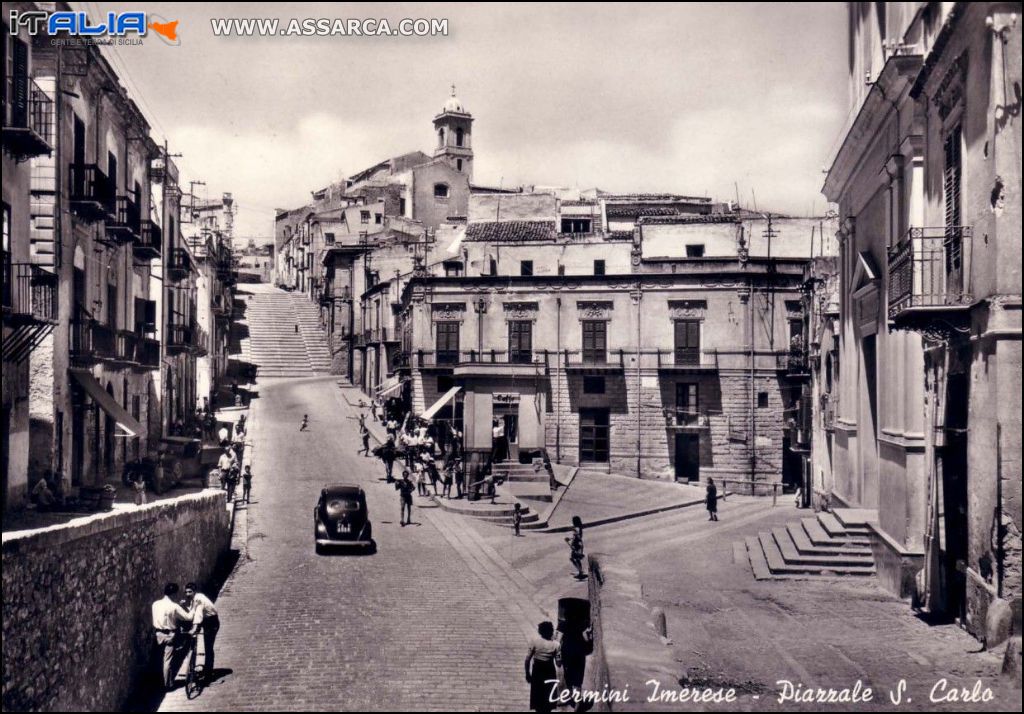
xmin=90 ymin=2 xmax=851 ymax=239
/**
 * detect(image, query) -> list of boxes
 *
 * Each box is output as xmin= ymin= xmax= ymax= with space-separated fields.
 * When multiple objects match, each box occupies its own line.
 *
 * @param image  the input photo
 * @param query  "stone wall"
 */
xmin=546 ymin=368 xmax=790 ymax=484
xmin=2 ymin=491 xmax=230 ymax=711
xmin=586 ymin=553 xmax=678 ymax=712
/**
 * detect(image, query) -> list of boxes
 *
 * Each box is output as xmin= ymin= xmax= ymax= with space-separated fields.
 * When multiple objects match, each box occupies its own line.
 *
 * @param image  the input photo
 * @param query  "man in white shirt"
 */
xmin=184 ymin=582 xmax=220 ymax=682
xmin=151 ymin=583 xmax=194 ymax=690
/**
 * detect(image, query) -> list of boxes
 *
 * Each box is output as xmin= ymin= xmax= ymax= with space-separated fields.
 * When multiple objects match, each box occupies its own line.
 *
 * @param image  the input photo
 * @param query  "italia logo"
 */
xmin=8 ymin=10 xmax=180 ymax=45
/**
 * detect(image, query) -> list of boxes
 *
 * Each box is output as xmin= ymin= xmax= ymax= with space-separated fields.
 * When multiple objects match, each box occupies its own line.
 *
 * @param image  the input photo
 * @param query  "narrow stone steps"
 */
xmin=771 ymin=527 xmax=874 ymax=568
xmin=742 ymin=509 xmax=879 ymax=580
xmin=788 ymin=522 xmax=870 ymax=557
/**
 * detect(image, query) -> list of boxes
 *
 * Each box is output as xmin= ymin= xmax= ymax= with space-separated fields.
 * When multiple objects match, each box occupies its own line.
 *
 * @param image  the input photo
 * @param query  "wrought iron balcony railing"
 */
xmin=1 ymin=254 xmax=58 ymax=324
xmin=71 ymin=318 xmax=117 ymax=364
xmin=2 ymin=75 xmax=54 ymax=159
xmin=69 ymin=163 xmax=116 ymax=222
xmin=135 ymin=336 xmax=160 ymax=368
xmin=134 ymin=220 xmax=162 ymax=260
xmin=167 ymin=247 xmax=194 ymax=280
xmin=888 ymin=227 xmax=973 ymax=325
xmin=107 ymin=195 xmax=141 ymax=241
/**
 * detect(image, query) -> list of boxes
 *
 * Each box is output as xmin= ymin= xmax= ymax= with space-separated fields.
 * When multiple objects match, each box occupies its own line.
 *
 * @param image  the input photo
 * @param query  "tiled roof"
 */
xmin=606 ymin=205 xmax=684 ymax=218
xmin=465 ymin=221 xmax=557 ymax=242
xmin=639 ymin=214 xmax=739 ymax=225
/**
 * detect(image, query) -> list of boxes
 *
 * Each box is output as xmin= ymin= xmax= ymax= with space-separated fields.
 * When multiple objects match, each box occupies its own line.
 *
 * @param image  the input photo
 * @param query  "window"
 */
xmin=106 ymin=283 xmax=117 ymax=327
xmin=438 ymin=128 xmax=445 ymax=147
xmin=583 ymin=376 xmax=605 ymax=394
xmin=674 ymin=320 xmax=700 ymax=365
xmin=360 ymin=210 xmax=370 ymax=224
xmin=456 ymin=159 xmax=463 ymax=172
xmin=435 ymin=322 xmax=460 ymax=364
xmin=325 ymin=232 xmax=335 ymax=244
xmin=399 ymin=197 xmax=407 ymax=216
xmin=434 ymin=183 xmax=450 ymax=199
xmin=557 ymin=264 xmax=565 ymax=276
xmin=685 ymin=244 xmax=705 ymax=257
xmin=375 ymin=213 xmax=382 ymax=225
xmin=443 ymin=260 xmax=463 ymax=277
xmin=675 ymin=383 xmax=699 ymax=425
xmin=561 ymin=218 xmax=592 ymax=234
xmin=520 ymin=260 xmax=534 ymax=276
xmin=581 ymin=320 xmax=607 ymax=363
xmin=757 ymin=392 xmax=769 ymax=408
xmin=943 ymin=124 xmax=964 ymax=279
xmin=593 ymin=260 xmax=605 ymax=276
xmin=508 ymin=321 xmax=533 ymax=363
xmin=455 ymin=127 xmax=464 ymax=147
xmin=488 ymin=257 xmax=498 ymax=276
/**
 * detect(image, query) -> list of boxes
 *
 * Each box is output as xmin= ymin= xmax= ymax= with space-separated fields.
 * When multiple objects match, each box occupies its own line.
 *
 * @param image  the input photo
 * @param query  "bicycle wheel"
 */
xmin=185 ymin=641 xmax=201 ymax=699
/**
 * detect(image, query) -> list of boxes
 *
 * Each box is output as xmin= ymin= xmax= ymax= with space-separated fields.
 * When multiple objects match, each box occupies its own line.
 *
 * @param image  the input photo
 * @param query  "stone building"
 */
xmin=392 ymin=191 xmax=831 ymax=487
xmin=23 ymin=23 xmax=164 ymax=493
xmin=822 ymin=2 xmax=1021 ymax=641
xmin=2 ymin=1 xmax=58 ymax=509
xmin=183 ymin=193 xmax=236 ymax=409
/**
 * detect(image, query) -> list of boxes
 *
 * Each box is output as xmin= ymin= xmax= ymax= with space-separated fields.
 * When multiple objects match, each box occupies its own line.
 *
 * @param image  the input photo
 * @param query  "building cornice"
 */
xmin=822 ymin=53 xmax=923 ymax=202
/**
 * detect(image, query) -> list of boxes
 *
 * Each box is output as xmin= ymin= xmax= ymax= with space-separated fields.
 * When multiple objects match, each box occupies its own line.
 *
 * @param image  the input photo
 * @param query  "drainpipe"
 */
xmin=635 ymin=281 xmax=642 ymax=478
xmin=555 ymin=296 xmax=561 ymax=463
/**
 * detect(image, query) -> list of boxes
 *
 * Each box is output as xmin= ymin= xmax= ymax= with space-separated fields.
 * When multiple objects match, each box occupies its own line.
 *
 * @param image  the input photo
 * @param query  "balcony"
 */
xmin=564 ymin=349 xmax=626 ymax=372
xmin=778 ymin=348 xmax=811 ymax=379
xmin=655 ymin=349 xmax=719 ymax=372
xmin=71 ymin=318 xmax=116 ymax=365
xmin=106 ymin=195 xmax=142 ymax=242
xmin=3 ymin=76 xmax=54 ymax=160
xmin=69 ymin=163 xmax=116 ymax=222
xmin=1 ymin=255 xmax=58 ymax=361
xmin=134 ymin=220 xmax=162 ymax=260
xmin=453 ymin=350 xmax=549 ymax=378
xmin=888 ymin=227 xmax=973 ymax=334
xmin=2 ymin=256 xmax=58 ymax=325
xmin=167 ymin=248 xmax=194 ymax=281
xmin=135 ymin=337 xmax=160 ymax=368
xmin=113 ymin=330 xmax=141 ymax=365
xmin=166 ymin=321 xmax=196 ymax=355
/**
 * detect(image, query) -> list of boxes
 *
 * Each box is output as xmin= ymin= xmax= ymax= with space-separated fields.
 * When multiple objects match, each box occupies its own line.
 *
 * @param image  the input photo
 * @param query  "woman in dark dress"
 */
xmin=706 ymin=477 xmax=719 ymax=521
xmin=525 ymin=621 xmax=560 ymax=712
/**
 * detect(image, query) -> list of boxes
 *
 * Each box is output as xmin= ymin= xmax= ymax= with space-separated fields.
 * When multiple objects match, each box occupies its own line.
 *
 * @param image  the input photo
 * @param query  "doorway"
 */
xmin=579 ymin=408 xmax=609 ymax=463
xmin=941 ymin=370 xmax=969 ymax=623
xmin=674 ymin=433 xmax=700 ymax=481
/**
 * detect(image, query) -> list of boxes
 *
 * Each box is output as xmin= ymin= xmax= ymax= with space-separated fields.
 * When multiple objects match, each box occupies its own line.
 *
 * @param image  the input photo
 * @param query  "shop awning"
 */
xmin=376 ymin=377 xmax=407 ymax=399
xmin=421 ymin=386 xmax=461 ymax=421
xmin=69 ymin=369 xmax=145 ymax=437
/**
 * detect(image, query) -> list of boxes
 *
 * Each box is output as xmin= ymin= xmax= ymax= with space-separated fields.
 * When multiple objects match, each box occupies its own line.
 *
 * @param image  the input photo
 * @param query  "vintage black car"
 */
xmin=314 ymin=484 xmax=374 ymax=553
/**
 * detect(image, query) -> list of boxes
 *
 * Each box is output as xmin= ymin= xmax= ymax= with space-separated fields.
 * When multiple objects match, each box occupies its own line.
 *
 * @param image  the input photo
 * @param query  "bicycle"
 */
xmin=184 ymin=626 xmax=205 ymax=699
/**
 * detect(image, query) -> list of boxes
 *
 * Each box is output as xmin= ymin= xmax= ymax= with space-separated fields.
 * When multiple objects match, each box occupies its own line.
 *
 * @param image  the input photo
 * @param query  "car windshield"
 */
xmin=325 ymin=498 xmax=361 ymax=515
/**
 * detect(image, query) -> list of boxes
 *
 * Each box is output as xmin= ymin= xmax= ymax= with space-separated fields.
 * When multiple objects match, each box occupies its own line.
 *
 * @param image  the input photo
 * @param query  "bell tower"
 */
xmin=432 ymin=84 xmax=474 ymax=180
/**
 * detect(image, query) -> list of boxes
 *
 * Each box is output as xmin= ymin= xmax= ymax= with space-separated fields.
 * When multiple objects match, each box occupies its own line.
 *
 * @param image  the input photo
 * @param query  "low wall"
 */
xmin=2 ymin=491 xmax=230 ymax=711
xmin=587 ymin=553 xmax=679 ymax=711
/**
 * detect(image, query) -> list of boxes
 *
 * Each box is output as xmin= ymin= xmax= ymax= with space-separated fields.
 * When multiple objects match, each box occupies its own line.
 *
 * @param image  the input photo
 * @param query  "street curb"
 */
xmin=537 ymin=491 xmax=731 ymax=533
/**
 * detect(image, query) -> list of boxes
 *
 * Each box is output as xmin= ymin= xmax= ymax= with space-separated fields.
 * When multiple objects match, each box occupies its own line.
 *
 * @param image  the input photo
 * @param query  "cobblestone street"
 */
xmin=159 ymin=376 xmax=535 ymax=712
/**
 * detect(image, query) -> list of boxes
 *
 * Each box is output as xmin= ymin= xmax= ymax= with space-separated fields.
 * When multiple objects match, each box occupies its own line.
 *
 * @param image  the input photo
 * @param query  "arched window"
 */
xmin=455 ymin=127 xmax=464 ymax=147
xmin=434 ymin=183 xmax=450 ymax=199
xmin=438 ymin=128 xmax=445 ymax=147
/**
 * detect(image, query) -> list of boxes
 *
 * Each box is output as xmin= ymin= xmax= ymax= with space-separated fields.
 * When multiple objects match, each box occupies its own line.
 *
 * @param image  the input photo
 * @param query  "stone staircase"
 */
xmin=431 ymin=460 xmax=556 ymax=530
xmin=744 ymin=508 xmax=877 ymax=580
xmin=239 ymin=285 xmax=333 ymax=378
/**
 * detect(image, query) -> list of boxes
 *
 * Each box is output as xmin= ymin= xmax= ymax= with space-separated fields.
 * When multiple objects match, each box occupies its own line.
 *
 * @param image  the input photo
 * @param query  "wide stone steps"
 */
xmin=239 ymin=287 xmax=333 ymax=377
xmin=742 ymin=509 xmax=877 ymax=580
xmin=431 ymin=497 xmax=540 ymax=527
